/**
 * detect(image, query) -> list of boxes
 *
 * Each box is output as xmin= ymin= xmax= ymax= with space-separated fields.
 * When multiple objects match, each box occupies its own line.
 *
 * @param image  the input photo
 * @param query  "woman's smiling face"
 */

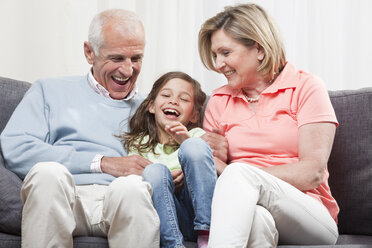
xmin=211 ymin=29 xmax=265 ymax=89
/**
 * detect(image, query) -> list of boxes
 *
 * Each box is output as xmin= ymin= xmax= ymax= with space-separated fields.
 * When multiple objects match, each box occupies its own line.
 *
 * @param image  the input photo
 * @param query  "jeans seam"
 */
xmin=161 ymin=168 xmax=184 ymax=246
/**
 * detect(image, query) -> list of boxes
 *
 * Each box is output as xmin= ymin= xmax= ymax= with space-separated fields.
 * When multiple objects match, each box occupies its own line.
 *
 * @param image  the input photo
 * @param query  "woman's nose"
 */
xmin=215 ymin=55 xmax=225 ymax=71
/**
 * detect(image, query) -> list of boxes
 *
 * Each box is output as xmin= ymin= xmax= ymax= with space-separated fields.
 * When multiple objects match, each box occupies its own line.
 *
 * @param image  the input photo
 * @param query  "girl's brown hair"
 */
xmin=121 ymin=71 xmax=206 ymax=155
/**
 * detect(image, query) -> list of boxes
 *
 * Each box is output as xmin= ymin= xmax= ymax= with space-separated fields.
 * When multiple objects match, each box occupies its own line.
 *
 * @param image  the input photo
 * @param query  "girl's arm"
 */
xmin=165 ymin=122 xmax=191 ymax=144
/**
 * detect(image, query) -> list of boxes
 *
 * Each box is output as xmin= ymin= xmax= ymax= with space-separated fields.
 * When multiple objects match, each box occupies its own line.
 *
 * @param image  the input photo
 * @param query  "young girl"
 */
xmin=123 ymin=71 xmax=217 ymax=248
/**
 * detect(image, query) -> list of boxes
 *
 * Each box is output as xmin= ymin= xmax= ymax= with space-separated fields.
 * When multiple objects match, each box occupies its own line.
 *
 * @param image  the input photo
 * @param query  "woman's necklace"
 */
xmin=242 ymin=70 xmax=282 ymax=103
xmin=242 ymin=90 xmax=260 ymax=103
xmin=243 ymin=92 xmax=260 ymax=103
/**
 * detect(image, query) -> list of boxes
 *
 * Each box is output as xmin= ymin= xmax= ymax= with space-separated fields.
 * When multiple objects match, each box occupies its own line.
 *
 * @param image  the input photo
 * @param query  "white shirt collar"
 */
xmin=87 ymin=69 xmax=138 ymax=100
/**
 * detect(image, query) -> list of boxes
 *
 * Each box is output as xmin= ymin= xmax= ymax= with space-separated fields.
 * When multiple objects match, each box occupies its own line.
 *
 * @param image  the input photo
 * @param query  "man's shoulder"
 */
xmin=35 ymin=75 xmax=87 ymax=87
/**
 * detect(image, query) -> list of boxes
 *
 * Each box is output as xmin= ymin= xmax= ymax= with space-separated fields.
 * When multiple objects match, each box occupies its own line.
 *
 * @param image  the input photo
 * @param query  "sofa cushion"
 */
xmin=328 ymin=88 xmax=372 ymax=235
xmin=0 ymin=77 xmax=31 ymax=133
xmin=0 ymin=77 xmax=31 ymax=235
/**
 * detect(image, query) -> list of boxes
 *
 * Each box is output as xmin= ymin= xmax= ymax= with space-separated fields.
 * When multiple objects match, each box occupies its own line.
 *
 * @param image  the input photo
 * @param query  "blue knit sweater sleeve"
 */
xmin=0 ymin=76 xmax=142 ymax=184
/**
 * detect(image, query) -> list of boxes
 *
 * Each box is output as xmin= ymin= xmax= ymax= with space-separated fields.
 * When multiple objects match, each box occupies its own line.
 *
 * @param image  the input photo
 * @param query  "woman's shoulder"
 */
xmin=211 ymin=84 xmax=238 ymax=96
xmin=278 ymin=62 xmax=326 ymax=94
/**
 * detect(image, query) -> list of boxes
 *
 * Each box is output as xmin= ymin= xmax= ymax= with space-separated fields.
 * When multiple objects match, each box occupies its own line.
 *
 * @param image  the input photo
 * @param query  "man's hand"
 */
xmin=201 ymin=128 xmax=228 ymax=162
xmin=165 ymin=122 xmax=191 ymax=145
xmin=100 ymin=155 xmax=152 ymax=177
xmin=171 ymin=169 xmax=184 ymax=193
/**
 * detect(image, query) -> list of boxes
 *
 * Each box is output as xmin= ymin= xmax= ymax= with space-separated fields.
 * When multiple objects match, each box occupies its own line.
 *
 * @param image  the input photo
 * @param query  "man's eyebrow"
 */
xmin=107 ymin=54 xmax=124 ymax=58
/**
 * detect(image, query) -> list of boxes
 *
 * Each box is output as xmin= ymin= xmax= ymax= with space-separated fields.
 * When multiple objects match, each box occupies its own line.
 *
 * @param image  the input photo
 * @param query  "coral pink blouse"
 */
xmin=203 ymin=62 xmax=339 ymax=222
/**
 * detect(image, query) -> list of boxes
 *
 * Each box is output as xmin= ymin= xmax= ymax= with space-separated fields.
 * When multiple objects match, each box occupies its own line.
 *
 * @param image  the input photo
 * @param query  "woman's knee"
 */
xmin=248 ymin=206 xmax=278 ymax=247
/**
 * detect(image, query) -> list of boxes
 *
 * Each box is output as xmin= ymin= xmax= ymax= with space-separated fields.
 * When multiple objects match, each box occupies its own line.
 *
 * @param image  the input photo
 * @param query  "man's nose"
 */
xmin=119 ymin=59 xmax=133 ymax=77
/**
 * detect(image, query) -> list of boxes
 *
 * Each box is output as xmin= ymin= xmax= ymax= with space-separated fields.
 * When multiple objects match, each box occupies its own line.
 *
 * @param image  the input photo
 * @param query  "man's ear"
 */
xmin=84 ymin=41 xmax=95 ymax=65
xmin=255 ymin=42 xmax=265 ymax=61
xmin=148 ymin=101 xmax=155 ymax=114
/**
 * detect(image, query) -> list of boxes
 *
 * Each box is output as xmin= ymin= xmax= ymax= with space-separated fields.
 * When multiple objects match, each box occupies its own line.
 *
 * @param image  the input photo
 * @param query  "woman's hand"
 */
xmin=165 ymin=122 xmax=191 ymax=144
xmin=201 ymin=128 xmax=229 ymax=163
xmin=171 ymin=169 xmax=184 ymax=193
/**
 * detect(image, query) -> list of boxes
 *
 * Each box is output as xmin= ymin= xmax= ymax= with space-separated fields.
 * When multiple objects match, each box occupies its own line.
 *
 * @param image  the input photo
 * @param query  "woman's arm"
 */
xmin=213 ymin=156 xmax=228 ymax=176
xmin=261 ymin=122 xmax=336 ymax=191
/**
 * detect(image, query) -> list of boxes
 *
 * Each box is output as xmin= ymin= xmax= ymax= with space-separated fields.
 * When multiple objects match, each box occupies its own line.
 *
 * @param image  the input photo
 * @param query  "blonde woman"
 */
xmin=198 ymin=3 xmax=339 ymax=247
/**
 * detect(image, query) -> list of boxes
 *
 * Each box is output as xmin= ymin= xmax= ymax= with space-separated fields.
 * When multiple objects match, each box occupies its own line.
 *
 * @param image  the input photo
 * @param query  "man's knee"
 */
xmin=21 ymin=162 xmax=75 ymax=204
xmin=109 ymin=175 xmax=153 ymax=204
xmin=23 ymin=162 xmax=73 ymax=188
xmin=25 ymin=162 xmax=70 ymax=180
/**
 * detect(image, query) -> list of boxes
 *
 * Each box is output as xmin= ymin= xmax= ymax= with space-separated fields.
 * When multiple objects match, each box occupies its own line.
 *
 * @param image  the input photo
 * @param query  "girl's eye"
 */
xmin=181 ymin=98 xmax=190 ymax=102
xmin=161 ymin=94 xmax=170 ymax=98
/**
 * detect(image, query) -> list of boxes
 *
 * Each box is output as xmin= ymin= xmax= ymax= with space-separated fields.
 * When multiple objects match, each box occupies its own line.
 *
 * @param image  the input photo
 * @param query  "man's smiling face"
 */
xmin=84 ymin=19 xmax=145 ymax=100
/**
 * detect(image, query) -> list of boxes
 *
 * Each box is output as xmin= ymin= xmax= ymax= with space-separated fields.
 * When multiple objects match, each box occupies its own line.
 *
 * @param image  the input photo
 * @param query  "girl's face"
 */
xmin=211 ymin=29 xmax=265 ymax=89
xmin=149 ymin=78 xmax=197 ymax=131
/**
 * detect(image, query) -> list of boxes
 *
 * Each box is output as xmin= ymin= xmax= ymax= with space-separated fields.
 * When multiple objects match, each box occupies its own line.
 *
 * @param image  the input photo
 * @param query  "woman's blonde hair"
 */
xmin=198 ymin=3 xmax=286 ymax=81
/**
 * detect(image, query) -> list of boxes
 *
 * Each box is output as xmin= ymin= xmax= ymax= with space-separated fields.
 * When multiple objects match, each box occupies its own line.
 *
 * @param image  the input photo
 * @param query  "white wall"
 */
xmin=1 ymin=0 xmax=371 ymax=95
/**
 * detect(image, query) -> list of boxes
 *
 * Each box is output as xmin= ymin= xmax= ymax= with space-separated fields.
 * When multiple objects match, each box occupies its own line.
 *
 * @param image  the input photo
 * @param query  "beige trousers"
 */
xmin=20 ymin=162 xmax=160 ymax=248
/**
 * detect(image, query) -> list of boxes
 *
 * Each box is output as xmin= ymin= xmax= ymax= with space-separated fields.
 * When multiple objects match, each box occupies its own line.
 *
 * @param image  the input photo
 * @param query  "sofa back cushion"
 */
xmin=328 ymin=88 xmax=372 ymax=235
xmin=0 ymin=77 xmax=31 ymax=132
xmin=0 ymin=77 xmax=31 ymax=235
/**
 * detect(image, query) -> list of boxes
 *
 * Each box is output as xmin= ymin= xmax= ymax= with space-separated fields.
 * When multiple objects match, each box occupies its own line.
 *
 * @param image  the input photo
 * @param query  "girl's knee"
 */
xmin=179 ymin=137 xmax=213 ymax=166
xmin=142 ymin=163 xmax=170 ymax=182
xmin=180 ymin=137 xmax=211 ymax=156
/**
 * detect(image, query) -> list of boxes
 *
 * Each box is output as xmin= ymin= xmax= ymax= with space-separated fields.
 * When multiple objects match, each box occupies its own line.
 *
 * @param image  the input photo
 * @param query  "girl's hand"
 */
xmin=165 ymin=122 xmax=191 ymax=144
xmin=171 ymin=169 xmax=184 ymax=193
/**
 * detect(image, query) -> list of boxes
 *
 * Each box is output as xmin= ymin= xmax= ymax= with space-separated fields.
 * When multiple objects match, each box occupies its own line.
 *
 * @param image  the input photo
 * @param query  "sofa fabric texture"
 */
xmin=328 ymin=88 xmax=372 ymax=236
xmin=0 ymin=76 xmax=371 ymax=247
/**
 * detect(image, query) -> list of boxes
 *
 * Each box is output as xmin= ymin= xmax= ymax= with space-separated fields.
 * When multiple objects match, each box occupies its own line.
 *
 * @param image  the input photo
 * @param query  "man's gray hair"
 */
xmin=88 ymin=9 xmax=141 ymax=55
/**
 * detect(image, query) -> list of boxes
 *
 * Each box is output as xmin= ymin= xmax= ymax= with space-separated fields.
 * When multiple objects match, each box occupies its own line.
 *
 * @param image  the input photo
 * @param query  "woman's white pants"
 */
xmin=208 ymin=163 xmax=338 ymax=248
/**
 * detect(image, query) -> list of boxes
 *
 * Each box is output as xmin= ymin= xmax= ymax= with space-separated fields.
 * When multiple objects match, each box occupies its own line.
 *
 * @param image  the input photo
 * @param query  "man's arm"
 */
xmin=100 ymin=155 xmax=152 ymax=177
xmin=1 ymin=81 xmax=127 ymax=178
xmin=1 ymin=82 xmax=95 ymax=178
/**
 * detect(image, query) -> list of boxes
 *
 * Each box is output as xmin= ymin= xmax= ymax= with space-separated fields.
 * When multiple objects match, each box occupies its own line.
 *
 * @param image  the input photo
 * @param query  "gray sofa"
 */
xmin=0 ymin=76 xmax=371 ymax=248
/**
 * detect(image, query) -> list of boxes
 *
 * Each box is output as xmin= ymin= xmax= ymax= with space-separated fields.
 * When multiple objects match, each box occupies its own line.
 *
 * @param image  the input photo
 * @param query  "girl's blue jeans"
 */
xmin=142 ymin=137 xmax=217 ymax=248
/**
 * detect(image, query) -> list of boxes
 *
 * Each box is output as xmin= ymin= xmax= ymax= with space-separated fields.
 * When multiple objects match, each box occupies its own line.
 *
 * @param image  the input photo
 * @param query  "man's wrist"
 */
xmin=91 ymin=154 xmax=103 ymax=173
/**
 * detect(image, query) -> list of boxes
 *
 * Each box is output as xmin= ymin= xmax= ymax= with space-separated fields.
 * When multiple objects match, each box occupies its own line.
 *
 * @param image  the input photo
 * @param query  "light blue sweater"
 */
xmin=0 ymin=75 xmax=144 ymax=185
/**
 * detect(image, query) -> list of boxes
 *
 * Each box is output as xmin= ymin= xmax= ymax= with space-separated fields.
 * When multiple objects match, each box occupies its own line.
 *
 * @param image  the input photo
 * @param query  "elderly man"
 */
xmin=0 ymin=9 xmax=158 ymax=248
